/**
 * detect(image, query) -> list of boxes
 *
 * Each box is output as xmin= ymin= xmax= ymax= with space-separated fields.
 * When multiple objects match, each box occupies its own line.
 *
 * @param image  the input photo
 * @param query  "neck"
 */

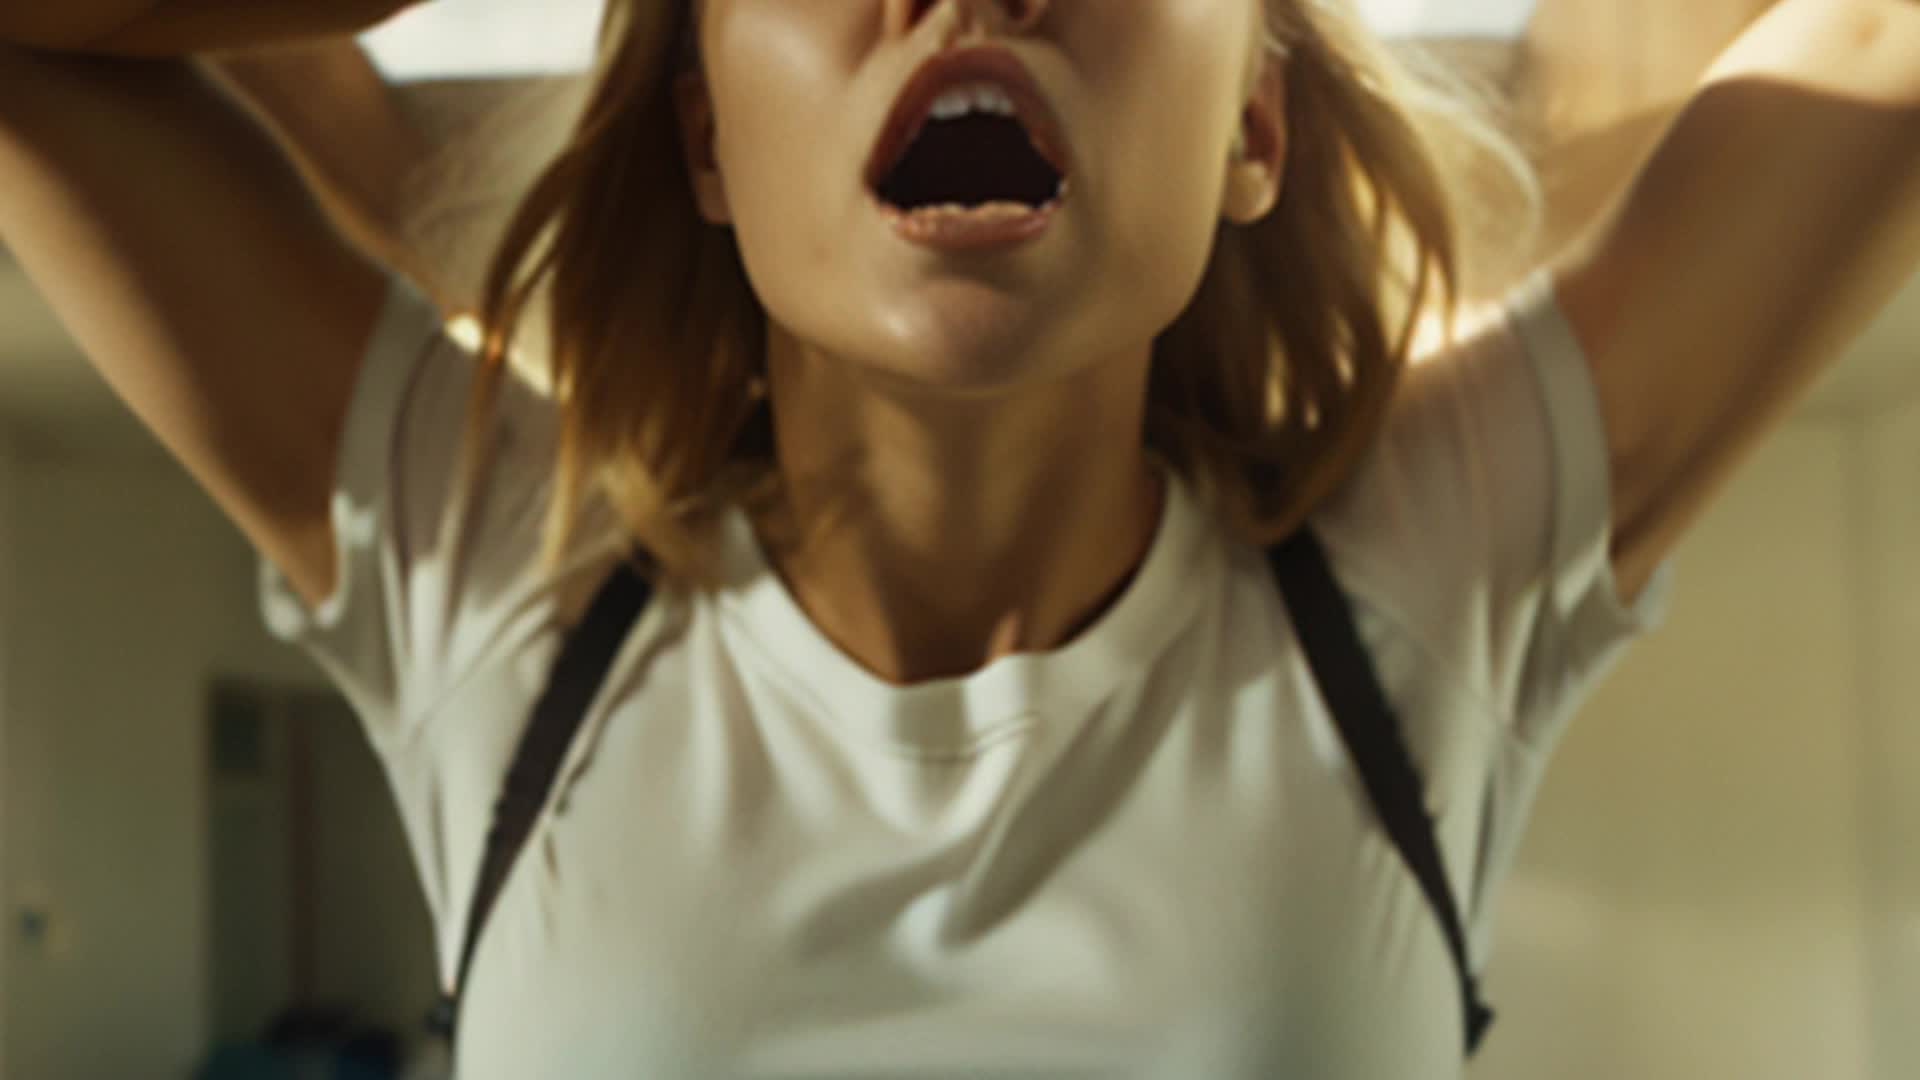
xmin=749 ymin=332 xmax=1168 ymax=688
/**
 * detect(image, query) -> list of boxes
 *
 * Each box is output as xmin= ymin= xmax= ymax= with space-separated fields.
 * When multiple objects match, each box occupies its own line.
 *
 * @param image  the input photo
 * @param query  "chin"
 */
xmin=863 ymin=328 xmax=1075 ymax=400
xmin=878 ymin=281 xmax=1065 ymax=360
xmin=851 ymin=346 xmax=1050 ymax=402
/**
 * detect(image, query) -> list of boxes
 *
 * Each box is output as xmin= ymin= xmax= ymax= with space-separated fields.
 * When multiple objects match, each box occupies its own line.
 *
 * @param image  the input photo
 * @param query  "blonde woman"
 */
xmin=3 ymin=0 xmax=1916 ymax=1075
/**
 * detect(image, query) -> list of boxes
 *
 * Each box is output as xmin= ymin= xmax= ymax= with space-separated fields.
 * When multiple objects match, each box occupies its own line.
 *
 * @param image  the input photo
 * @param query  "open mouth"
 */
xmin=866 ymin=49 xmax=1072 ymax=218
xmin=873 ymin=106 xmax=1067 ymax=212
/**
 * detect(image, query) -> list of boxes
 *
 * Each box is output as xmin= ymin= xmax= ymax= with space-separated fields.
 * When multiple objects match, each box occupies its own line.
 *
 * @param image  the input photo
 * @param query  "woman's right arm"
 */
xmin=0 ymin=11 xmax=418 ymax=609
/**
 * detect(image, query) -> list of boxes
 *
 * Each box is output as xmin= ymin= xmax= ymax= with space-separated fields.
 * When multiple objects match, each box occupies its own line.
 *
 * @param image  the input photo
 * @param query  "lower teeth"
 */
xmin=908 ymin=201 xmax=1038 ymax=216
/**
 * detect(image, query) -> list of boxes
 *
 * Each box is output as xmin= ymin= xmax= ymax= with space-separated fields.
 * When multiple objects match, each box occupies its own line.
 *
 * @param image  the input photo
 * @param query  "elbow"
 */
xmin=1857 ymin=0 xmax=1920 ymax=110
xmin=1703 ymin=0 xmax=1920 ymax=113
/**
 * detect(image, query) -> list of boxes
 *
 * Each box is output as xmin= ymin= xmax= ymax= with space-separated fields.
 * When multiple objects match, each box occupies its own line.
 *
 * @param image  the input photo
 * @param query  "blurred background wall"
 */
xmin=0 ymin=440 xmax=438 ymax=1078
xmin=1862 ymin=394 xmax=1920 ymax=1077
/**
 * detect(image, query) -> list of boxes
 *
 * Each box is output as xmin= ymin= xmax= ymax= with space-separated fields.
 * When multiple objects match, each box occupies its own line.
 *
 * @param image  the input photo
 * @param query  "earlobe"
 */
xmin=1222 ymin=128 xmax=1284 ymax=225
xmin=673 ymin=70 xmax=732 ymax=225
xmin=1222 ymin=61 xmax=1288 ymax=226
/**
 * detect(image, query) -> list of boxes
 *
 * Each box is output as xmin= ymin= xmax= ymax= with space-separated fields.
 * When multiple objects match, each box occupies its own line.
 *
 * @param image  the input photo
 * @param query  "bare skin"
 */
xmin=0 ymin=0 xmax=420 ymax=612
xmin=674 ymin=0 xmax=1286 ymax=685
xmin=749 ymin=330 xmax=1171 ymax=684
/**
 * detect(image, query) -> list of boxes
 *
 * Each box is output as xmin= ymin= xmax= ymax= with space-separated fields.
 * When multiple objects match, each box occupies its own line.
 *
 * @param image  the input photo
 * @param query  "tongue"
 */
xmin=876 ymin=113 xmax=1062 ymax=210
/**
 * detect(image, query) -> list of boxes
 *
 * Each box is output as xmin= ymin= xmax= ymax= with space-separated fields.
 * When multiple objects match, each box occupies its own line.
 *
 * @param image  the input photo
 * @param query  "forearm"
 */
xmin=1 ymin=0 xmax=422 ymax=57
xmin=1701 ymin=0 xmax=1920 ymax=107
xmin=1519 ymin=1 xmax=1783 ymax=129
xmin=1513 ymin=0 xmax=1787 ymax=267
xmin=0 ymin=0 xmax=445 ymax=301
xmin=1557 ymin=0 xmax=1920 ymax=459
xmin=208 ymin=42 xmax=437 ymax=299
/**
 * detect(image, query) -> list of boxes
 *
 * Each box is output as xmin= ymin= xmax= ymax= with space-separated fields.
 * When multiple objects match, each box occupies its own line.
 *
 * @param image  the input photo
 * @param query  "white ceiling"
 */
xmin=352 ymin=0 xmax=1541 ymax=85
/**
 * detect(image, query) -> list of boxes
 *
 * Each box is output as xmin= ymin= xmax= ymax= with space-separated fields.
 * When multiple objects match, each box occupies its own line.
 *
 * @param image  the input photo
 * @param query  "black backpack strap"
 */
xmin=1266 ymin=525 xmax=1497 ymax=1058
xmin=427 ymin=549 xmax=655 ymax=1044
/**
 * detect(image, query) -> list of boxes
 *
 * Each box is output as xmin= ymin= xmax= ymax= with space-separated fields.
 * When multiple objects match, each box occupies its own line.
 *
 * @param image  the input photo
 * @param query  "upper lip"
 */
xmin=864 ymin=45 xmax=1072 ymax=194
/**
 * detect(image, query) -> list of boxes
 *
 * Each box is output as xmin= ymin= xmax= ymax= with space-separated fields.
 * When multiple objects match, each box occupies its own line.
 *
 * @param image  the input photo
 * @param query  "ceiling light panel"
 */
xmin=1357 ymin=0 xmax=1540 ymax=37
xmin=360 ymin=0 xmax=1538 ymax=85
xmin=360 ymin=0 xmax=607 ymax=82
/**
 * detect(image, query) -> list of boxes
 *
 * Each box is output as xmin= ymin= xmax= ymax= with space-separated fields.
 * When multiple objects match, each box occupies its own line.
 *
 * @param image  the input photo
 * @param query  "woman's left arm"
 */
xmin=1549 ymin=0 xmax=1920 ymax=603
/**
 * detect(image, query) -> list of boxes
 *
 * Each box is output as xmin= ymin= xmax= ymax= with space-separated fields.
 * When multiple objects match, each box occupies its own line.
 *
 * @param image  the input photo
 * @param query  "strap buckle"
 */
xmin=426 ymin=992 xmax=458 ymax=1042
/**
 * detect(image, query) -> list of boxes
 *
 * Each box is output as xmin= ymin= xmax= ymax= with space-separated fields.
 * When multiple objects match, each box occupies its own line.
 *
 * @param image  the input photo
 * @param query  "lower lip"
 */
xmin=875 ymin=189 xmax=1066 ymax=251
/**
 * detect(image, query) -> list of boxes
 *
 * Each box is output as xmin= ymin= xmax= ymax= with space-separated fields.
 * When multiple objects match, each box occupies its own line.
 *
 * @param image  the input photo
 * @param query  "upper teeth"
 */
xmin=926 ymin=83 xmax=1019 ymax=122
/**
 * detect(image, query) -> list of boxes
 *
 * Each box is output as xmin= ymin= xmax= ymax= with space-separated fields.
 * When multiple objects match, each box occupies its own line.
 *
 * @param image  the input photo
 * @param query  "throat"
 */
xmin=749 ymin=462 xmax=1168 ymax=688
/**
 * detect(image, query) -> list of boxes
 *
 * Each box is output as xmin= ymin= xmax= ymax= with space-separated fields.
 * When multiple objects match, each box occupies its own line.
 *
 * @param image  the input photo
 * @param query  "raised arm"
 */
xmin=1510 ymin=0 xmax=1785 ymax=271
xmin=1542 ymin=0 xmax=1920 ymax=603
xmin=0 ymin=2 xmax=424 ymax=609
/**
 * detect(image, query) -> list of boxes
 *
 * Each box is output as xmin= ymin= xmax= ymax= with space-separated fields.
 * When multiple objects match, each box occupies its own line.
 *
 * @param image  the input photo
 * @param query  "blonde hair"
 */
xmin=463 ymin=0 xmax=1542 ymax=595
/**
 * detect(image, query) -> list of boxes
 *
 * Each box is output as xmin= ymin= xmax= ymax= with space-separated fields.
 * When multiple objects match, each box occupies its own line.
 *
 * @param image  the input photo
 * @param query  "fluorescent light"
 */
xmin=359 ymin=0 xmax=606 ymax=82
xmin=1358 ymin=0 xmax=1539 ymax=38
xmin=358 ymin=0 xmax=1537 ymax=84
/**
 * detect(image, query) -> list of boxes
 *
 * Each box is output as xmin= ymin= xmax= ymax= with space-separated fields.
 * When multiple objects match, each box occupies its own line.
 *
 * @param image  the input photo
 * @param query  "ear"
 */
xmin=673 ymin=69 xmax=732 ymax=226
xmin=1221 ymin=54 xmax=1287 ymax=226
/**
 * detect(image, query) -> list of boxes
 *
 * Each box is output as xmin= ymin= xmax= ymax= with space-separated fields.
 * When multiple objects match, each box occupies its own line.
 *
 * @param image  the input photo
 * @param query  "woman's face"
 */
xmin=675 ymin=0 xmax=1283 ymax=395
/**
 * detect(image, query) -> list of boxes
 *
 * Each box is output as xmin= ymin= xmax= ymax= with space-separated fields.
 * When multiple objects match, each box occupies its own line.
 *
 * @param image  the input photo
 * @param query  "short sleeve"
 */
xmin=1312 ymin=265 xmax=1679 ymax=749
xmin=1497 ymin=267 xmax=1679 ymax=745
xmin=1309 ymin=267 xmax=1682 ymax=975
xmin=256 ymin=271 xmax=581 ymax=749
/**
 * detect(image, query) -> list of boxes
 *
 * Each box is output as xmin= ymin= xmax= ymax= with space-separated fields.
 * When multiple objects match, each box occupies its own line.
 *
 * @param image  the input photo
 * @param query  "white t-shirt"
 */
xmin=260 ymin=267 xmax=1676 ymax=1078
